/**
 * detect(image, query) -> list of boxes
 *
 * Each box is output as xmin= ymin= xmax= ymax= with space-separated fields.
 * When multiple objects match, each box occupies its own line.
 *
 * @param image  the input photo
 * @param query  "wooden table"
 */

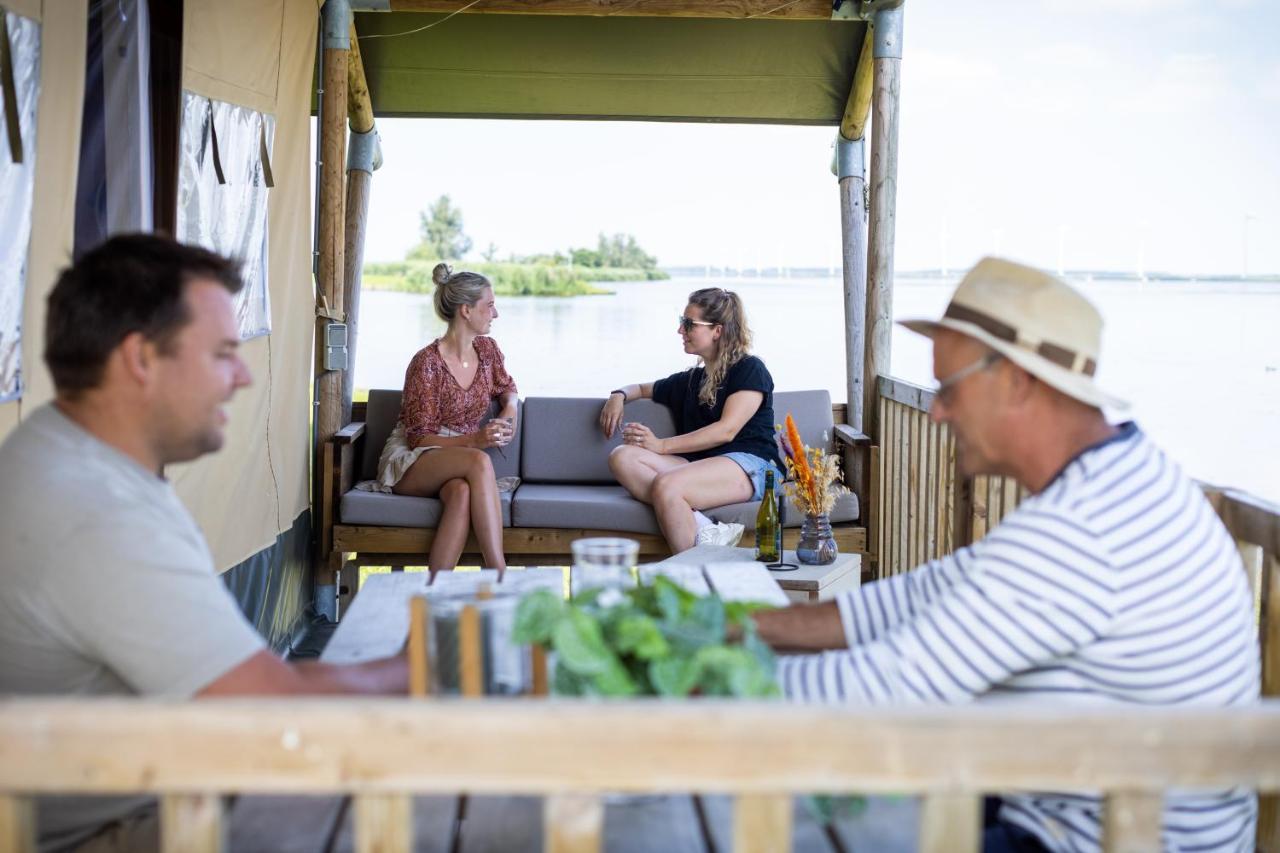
xmin=653 ymin=544 xmax=861 ymax=604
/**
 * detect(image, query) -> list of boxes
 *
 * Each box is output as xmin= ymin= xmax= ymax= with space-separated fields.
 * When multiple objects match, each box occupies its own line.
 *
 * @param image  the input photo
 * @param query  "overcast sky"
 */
xmin=358 ymin=0 xmax=1280 ymax=276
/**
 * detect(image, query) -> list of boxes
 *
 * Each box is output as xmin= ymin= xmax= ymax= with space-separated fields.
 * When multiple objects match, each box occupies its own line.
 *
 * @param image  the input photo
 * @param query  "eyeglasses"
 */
xmin=935 ymin=352 xmax=1002 ymax=404
xmin=678 ymin=316 xmax=716 ymax=333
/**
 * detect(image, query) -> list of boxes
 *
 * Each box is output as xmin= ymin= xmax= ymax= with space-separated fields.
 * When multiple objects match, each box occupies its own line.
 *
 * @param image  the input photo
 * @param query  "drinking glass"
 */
xmin=570 ymin=537 xmax=639 ymax=595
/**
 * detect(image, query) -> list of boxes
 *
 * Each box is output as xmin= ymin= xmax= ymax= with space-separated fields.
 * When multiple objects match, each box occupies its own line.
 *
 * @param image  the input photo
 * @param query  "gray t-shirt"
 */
xmin=0 ymin=404 xmax=265 ymax=849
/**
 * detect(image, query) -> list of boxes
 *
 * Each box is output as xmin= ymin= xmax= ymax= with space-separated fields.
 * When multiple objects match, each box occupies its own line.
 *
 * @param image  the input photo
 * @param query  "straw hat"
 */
xmin=900 ymin=257 xmax=1128 ymax=410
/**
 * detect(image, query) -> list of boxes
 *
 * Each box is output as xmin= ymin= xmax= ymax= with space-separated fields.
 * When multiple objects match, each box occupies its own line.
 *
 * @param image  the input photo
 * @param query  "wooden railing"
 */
xmin=3 ymin=699 xmax=1280 ymax=852
xmin=872 ymin=377 xmax=1023 ymax=578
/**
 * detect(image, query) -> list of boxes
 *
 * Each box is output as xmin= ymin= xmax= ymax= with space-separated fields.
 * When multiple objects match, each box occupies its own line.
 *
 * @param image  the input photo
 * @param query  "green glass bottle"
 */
xmin=755 ymin=470 xmax=780 ymax=563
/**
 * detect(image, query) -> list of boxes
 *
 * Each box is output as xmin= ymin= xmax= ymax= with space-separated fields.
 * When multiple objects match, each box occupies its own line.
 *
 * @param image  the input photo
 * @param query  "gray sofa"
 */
xmin=339 ymin=390 xmax=857 ymax=536
xmin=321 ymin=390 xmax=866 ymax=588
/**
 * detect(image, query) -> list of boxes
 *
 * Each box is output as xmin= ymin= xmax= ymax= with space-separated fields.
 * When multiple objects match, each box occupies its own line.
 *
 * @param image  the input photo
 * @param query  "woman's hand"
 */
xmin=621 ymin=422 xmax=666 ymax=454
xmin=599 ymin=393 xmax=625 ymax=438
xmin=472 ymin=420 xmax=511 ymax=449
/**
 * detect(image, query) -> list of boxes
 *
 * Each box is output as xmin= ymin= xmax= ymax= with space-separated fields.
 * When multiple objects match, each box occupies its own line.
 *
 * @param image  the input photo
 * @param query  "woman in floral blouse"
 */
xmin=373 ymin=264 xmax=518 ymax=573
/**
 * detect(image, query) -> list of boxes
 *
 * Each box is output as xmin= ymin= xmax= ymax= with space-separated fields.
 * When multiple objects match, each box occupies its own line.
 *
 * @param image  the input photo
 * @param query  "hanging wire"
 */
xmin=357 ymin=0 xmax=486 ymax=39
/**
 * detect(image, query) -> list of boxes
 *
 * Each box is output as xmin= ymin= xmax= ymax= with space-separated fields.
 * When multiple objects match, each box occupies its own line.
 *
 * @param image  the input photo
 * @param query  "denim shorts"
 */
xmin=722 ymin=451 xmax=784 ymax=501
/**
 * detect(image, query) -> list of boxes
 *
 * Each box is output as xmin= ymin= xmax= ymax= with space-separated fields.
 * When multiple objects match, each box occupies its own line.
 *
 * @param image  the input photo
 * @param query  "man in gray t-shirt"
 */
xmin=0 ymin=235 xmax=408 ymax=852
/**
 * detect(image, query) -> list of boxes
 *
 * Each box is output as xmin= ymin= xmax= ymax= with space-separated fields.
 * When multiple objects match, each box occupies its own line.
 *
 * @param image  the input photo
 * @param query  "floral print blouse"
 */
xmin=398 ymin=337 xmax=518 ymax=444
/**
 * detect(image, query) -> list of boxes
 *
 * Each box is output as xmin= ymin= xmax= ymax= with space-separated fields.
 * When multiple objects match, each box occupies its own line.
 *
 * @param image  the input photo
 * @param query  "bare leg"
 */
xmin=650 ymin=458 xmax=754 ymax=552
xmin=393 ymin=447 xmax=507 ymax=570
xmin=428 ymin=478 xmax=471 ymax=572
xmin=608 ymin=445 xmax=688 ymax=502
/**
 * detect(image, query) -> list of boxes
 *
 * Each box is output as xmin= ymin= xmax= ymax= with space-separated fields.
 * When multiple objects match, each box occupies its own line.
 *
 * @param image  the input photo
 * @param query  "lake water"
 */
xmin=354 ymin=275 xmax=1280 ymax=504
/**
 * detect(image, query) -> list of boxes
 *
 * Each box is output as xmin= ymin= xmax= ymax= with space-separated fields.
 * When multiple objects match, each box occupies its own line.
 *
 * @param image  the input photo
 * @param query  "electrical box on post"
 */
xmin=324 ymin=322 xmax=348 ymax=371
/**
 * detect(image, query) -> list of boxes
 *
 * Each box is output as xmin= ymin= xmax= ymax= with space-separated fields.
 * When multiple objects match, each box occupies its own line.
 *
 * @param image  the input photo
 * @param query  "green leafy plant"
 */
xmin=512 ymin=577 xmax=780 ymax=698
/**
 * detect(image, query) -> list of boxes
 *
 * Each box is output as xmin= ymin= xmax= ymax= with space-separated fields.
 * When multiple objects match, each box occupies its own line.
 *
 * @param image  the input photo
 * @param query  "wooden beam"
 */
xmin=544 ymin=794 xmax=603 ymax=853
xmin=4 ymin=700 xmax=1280 ymax=794
xmin=384 ymin=0 xmax=833 ymax=19
xmin=347 ymin=23 xmax=374 ymax=135
xmin=839 ymin=26 xmax=875 ymax=142
xmin=161 ymin=794 xmax=224 ymax=853
xmin=341 ymin=157 xmax=372 ymax=425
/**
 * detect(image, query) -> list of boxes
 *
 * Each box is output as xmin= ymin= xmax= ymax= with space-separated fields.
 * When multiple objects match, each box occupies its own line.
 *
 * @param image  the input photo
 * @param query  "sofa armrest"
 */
xmin=833 ymin=423 xmax=871 ymax=447
xmin=333 ymin=421 xmax=365 ymax=445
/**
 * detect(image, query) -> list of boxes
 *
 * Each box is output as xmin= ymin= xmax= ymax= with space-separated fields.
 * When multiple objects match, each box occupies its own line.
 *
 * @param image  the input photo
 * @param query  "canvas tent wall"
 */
xmin=0 ymin=0 xmax=319 ymax=648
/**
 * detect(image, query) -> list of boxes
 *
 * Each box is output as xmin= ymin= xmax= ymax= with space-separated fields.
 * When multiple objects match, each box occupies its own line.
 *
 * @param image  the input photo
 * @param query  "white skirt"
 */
xmin=356 ymin=423 xmax=519 ymax=495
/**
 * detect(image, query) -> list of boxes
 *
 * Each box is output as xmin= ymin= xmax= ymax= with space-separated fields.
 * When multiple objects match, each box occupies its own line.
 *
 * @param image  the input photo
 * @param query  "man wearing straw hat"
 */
xmin=755 ymin=257 xmax=1259 ymax=852
xmin=0 ymin=235 xmax=408 ymax=852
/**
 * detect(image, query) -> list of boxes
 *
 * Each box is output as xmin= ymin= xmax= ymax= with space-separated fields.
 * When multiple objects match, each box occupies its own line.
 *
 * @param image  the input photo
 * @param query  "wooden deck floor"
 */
xmin=226 ymin=793 xmax=919 ymax=852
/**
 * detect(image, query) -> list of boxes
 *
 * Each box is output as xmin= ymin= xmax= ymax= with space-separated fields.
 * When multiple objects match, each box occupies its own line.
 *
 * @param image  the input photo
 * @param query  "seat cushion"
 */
xmin=706 ymin=490 xmax=859 ymax=530
xmin=520 ymin=398 xmax=674 ymax=484
xmin=340 ymin=488 xmax=514 ymax=528
xmin=511 ymin=484 xmax=660 ymax=534
xmin=360 ymin=389 xmax=521 ymax=481
xmin=772 ymin=389 xmax=835 ymax=452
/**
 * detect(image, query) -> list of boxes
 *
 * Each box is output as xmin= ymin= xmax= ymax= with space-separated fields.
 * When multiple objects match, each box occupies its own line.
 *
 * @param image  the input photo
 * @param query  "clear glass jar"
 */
xmin=796 ymin=513 xmax=838 ymax=565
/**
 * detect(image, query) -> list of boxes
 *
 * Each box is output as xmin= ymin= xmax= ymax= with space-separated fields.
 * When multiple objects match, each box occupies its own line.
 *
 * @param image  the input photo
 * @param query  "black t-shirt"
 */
xmin=651 ymin=355 xmax=781 ymax=467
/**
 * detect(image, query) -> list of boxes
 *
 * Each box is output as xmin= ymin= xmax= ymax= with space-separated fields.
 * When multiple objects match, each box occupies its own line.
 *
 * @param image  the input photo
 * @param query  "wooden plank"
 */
xmin=924 ymin=417 xmax=938 ymax=562
xmin=4 ymin=701 xmax=1280 ymax=793
xmin=389 ymin=0 xmax=833 ymax=18
xmin=1206 ymin=487 xmax=1280 ymax=556
xmin=161 ymin=793 xmax=223 ymax=853
xmin=355 ymin=794 xmax=411 ymax=853
xmin=0 ymin=796 xmax=35 ymax=853
xmin=1260 ymin=553 xmax=1280 ymax=852
xmin=732 ymin=794 xmax=791 ymax=853
xmin=531 ymin=646 xmax=549 ymax=697
xmin=897 ymin=402 xmax=909 ymax=577
xmin=912 ymin=409 xmax=925 ymax=569
xmin=1103 ymin=792 xmax=1162 ymax=853
xmin=919 ymin=794 xmax=979 ymax=853
xmin=877 ymin=376 xmax=935 ymax=413
xmin=408 ymin=596 xmax=430 ymax=698
xmin=544 ymin=794 xmax=603 ymax=853
xmin=869 ymin=440 xmax=881 ymax=574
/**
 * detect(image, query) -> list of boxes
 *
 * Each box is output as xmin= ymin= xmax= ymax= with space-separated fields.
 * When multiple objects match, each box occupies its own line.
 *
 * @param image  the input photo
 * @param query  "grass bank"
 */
xmin=363 ymin=260 xmax=668 ymax=297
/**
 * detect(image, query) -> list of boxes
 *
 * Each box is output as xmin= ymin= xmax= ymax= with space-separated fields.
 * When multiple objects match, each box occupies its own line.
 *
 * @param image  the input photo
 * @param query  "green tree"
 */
xmin=481 ymin=242 xmax=500 ymax=263
xmin=409 ymin=195 xmax=472 ymax=261
xmin=593 ymin=232 xmax=657 ymax=270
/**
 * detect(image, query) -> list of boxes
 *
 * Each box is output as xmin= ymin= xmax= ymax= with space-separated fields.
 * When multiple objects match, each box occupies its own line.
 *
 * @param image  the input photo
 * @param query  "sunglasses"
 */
xmin=678 ymin=316 xmax=717 ymax=333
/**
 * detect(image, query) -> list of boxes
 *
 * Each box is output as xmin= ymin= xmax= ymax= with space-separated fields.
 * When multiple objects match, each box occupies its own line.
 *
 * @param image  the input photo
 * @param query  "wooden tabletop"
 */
xmin=654 ymin=544 xmax=861 ymax=593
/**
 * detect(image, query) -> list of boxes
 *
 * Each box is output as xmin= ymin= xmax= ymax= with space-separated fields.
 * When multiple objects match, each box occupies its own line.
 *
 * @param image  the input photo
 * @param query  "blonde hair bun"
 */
xmin=432 ymin=263 xmax=453 ymax=287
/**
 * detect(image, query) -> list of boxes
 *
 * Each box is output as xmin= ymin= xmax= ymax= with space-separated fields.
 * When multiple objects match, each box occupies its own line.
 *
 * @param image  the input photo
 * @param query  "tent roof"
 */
xmin=353 ymin=14 xmax=866 ymax=124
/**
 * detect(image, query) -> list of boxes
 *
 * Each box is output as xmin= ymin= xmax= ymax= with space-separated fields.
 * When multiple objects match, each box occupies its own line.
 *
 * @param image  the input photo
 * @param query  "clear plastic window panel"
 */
xmin=0 ymin=12 xmax=42 ymax=402
xmin=176 ymin=91 xmax=274 ymax=339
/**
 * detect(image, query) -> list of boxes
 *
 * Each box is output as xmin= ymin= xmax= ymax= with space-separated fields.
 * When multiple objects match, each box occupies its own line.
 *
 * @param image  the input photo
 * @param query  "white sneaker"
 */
xmin=695 ymin=521 xmax=745 ymax=547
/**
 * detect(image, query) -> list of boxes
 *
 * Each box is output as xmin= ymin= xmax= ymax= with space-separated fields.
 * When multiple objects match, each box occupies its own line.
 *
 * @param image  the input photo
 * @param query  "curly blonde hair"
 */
xmin=688 ymin=287 xmax=752 ymax=408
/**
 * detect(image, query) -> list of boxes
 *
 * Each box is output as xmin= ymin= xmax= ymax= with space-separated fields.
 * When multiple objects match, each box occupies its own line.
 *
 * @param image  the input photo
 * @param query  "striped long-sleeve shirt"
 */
xmin=777 ymin=423 xmax=1260 ymax=852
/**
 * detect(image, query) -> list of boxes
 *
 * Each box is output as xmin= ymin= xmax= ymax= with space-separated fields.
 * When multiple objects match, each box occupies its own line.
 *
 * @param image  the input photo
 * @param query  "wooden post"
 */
xmin=459 ymin=604 xmax=484 ymax=697
xmin=355 ymin=794 xmax=411 ymax=853
xmin=408 ymin=595 xmax=431 ymax=697
xmin=0 ymin=796 xmax=35 ymax=853
xmin=341 ymin=21 xmax=377 ymax=425
xmin=733 ymin=794 xmax=792 ymax=853
xmin=1103 ymin=792 xmax=1162 ymax=853
xmin=161 ymin=794 xmax=224 ymax=853
xmin=864 ymin=4 xmax=904 ymax=452
xmin=919 ymin=794 xmax=980 ymax=853
xmin=315 ymin=0 xmax=350 ymax=480
xmin=543 ymin=795 xmax=604 ymax=853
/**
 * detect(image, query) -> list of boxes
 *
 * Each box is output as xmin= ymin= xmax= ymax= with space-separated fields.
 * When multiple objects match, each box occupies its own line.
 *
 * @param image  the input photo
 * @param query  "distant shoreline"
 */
xmin=363 ymin=260 xmax=669 ymax=298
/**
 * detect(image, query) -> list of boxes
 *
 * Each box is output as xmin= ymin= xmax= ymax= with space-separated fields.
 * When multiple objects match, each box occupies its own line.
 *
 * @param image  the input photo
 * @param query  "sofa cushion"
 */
xmin=511 ymin=484 xmax=661 ymax=535
xmin=707 ymin=490 xmax=859 ymax=530
xmin=520 ymin=398 xmax=674 ymax=484
xmin=360 ymin=389 xmax=521 ymax=482
xmin=340 ymin=488 xmax=514 ymax=528
xmin=772 ymin=389 xmax=835 ymax=452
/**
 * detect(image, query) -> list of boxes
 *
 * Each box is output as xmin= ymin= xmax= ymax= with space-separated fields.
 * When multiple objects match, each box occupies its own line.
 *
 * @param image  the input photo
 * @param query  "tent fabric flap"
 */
xmin=353 ymin=14 xmax=865 ymax=124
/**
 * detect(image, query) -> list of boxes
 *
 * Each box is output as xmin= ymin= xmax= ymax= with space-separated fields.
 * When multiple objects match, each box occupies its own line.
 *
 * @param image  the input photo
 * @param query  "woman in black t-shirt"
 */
xmin=598 ymin=287 xmax=783 ymax=553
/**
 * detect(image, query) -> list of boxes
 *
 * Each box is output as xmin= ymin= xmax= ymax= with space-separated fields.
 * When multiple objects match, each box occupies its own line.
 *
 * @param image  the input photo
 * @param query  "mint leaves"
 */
xmin=513 ymin=576 xmax=780 ymax=698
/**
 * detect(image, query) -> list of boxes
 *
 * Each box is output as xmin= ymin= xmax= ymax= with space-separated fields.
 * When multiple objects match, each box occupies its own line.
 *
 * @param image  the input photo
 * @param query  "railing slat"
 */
xmin=1103 ymin=791 xmax=1162 ymax=853
xmin=0 ymin=796 xmax=35 ymax=853
xmin=161 ymin=793 xmax=224 ymax=853
xmin=544 ymin=794 xmax=603 ymax=853
xmin=732 ymin=793 xmax=792 ymax=853
xmin=355 ymin=793 xmax=411 ymax=853
xmin=1261 ymin=551 xmax=1280 ymax=851
xmin=919 ymin=793 xmax=979 ymax=853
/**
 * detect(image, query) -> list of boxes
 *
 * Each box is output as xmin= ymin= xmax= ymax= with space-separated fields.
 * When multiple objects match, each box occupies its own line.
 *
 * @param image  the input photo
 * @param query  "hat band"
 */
xmin=944 ymin=303 xmax=1098 ymax=377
